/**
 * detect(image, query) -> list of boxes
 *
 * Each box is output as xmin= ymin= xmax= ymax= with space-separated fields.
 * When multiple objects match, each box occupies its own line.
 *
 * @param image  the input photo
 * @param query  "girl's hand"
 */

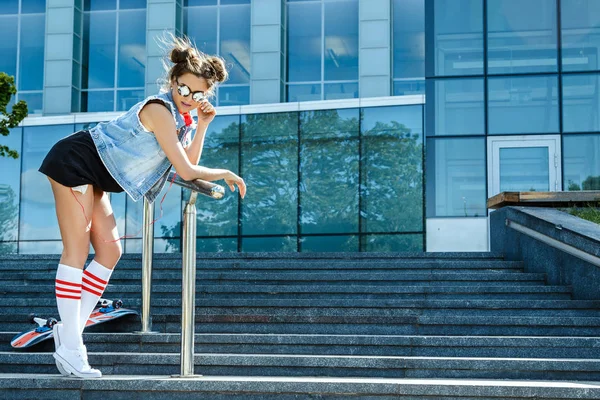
xmin=198 ymin=100 xmax=216 ymax=124
xmin=224 ymin=171 xmax=246 ymax=199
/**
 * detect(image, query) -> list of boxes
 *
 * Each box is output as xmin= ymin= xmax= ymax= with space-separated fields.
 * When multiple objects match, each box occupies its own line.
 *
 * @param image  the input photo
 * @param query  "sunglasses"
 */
xmin=176 ymin=80 xmax=206 ymax=103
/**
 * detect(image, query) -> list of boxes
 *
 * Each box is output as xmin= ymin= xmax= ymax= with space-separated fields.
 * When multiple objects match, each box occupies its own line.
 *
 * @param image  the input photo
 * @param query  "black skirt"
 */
xmin=39 ymin=130 xmax=124 ymax=193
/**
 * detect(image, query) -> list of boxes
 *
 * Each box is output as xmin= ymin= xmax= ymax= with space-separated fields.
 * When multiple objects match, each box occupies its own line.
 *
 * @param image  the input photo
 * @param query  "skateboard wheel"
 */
xmin=46 ymin=318 xmax=58 ymax=328
xmin=28 ymin=313 xmax=38 ymax=324
xmin=113 ymin=299 xmax=123 ymax=309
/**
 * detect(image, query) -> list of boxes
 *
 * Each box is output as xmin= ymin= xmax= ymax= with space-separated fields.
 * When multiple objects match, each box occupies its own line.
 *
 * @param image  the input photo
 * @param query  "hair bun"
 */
xmin=206 ymin=56 xmax=228 ymax=83
xmin=170 ymin=47 xmax=196 ymax=64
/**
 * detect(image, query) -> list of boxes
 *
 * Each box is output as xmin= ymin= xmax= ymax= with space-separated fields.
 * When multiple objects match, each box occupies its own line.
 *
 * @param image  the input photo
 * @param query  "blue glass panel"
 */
xmin=21 ymin=0 xmax=46 ymax=13
xmin=0 ymin=128 xmax=21 ymax=247
xmin=0 ymin=0 xmax=18 ymax=14
xmin=185 ymin=6 xmax=217 ymax=55
xmin=364 ymin=234 xmax=423 ymax=252
xmin=563 ymin=73 xmax=600 ymax=133
xmin=117 ymin=9 xmax=145 ymax=88
xmin=185 ymin=0 xmax=217 ymax=5
xmin=85 ymin=0 xmax=116 ymax=11
xmin=18 ymin=92 xmax=43 ymax=115
xmin=109 ymin=191 xmax=126 ymax=239
xmin=125 ymin=238 xmax=141 ymax=253
xmin=18 ymin=14 xmax=45 ymax=91
xmin=427 ymin=78 xmax=484 ymax=136
xmin=220 ymin=4 xmax=251 ymax=84
xmin=84 ymin=91 xmax=114 ymax=112
xmin=362 ymin=105 xmax=424 ymax=233
xmin=154 ymin=184 xmax=182 ymax=243
xmin=197 ymin=238 xmax=237 ymax=252
xmin=324 ymin=0 xmax=358 ymax=81
xmin=84 ymin=11 xmax=116 ymax=89
xmin=154 ymin=238 xmax=181 ymax=253
xmin=119 ymin=0 xmax=146 ymax=9
xmin=19 ymin=241 xmax=63 ymax=254
xmin=287 ymin=84 xmax=321 ymax=102
xmin=301 ymin=235 xmax=358 ymax=252
xmin=218 ymin=85 xmax=250 ymax=106
xmin=564 ymin=135 xmax=600 ymax=191
xmin=241 ymin=112 xmax=298 ymax=235
xmin=488 ymin=75 xmax=559 ymax=135
xmin=125 ymin=195 xmax=143 ymax=239
xmin=433 ymin=0 xmax=483 ymax=76
xmin=487 ymin=0 xmax=557 ymax=74
xmin=288 ymin=2 xmax=321 ymax=82
xmin=300 ymin=108 xmax=359 ymax=234
xmin=393 ymin=0 xmax=424 ymax=79
xmin=196 ymin=115 xmax=239 ymax=237
xmin=0 ymin=16 xmax=18 ymax=78
xmin=426 ymin=137 xmax=486 ymax=217
xmin=21 ymin=125 xmax=76 ymax=240
xmin=221 ymin=0 xmax=250 ymax=4
xmin=394 ymin=79 xmax=425 ymax=96
xmin=241 ymin=236 xmax=297 ymax=252
xmin=499 ymin=147 xmax=550 ymax=192
xmin=116 ymin=89 xmax=144 ymax=111
xmin=324 ymin=82 xmax=358 ymax=100
xmin=561 ymin=0 xmax=600 ymax=72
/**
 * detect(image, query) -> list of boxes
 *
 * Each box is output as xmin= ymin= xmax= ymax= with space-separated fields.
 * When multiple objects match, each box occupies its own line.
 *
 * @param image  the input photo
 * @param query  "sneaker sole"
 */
xmin=52 ymin=325 xmax=70 ymax=376
xmin=53 ymin=351 xmax=102 ymax=379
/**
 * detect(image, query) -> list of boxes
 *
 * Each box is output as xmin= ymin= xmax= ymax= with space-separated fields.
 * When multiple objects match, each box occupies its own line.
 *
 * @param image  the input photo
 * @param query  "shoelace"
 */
xmin=78 ymin=345 xmax=92 ymax=369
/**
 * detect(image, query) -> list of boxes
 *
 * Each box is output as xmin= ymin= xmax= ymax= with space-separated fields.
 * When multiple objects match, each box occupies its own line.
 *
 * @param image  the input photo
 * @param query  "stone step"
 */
xmin=1 ymin=374 xmax=598 ymax=399
xmin=2 ymin=352 xmax=600 ymax=380
xmin=4 ymin=332 xmax=600 ymax=359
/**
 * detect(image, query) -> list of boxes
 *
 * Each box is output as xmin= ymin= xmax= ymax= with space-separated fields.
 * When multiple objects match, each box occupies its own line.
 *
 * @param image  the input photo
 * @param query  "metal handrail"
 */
xmin=140 ymin=171 xmax=225 ymax=377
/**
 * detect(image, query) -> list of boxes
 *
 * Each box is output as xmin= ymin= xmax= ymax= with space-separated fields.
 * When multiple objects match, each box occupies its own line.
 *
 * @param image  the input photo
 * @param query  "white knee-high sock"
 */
xmin=80 ymin=260 xmax=113 ymax=333
xmin=55 ymin=264 xmax=84 ymax=350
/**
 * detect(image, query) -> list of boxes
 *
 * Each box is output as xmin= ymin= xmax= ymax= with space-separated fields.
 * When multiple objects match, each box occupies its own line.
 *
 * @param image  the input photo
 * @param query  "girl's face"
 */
xmin=171 ymin=73 xmax=210 ymax=113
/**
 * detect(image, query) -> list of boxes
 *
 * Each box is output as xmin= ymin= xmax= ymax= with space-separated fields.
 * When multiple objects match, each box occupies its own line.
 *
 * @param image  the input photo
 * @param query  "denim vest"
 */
xmin=89 ymin=90 xmax=194 ymax=203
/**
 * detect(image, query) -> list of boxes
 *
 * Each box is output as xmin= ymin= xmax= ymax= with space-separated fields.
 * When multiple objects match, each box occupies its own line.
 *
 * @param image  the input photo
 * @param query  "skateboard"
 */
xmin=10 ymin=299 xmax=138 ymax=349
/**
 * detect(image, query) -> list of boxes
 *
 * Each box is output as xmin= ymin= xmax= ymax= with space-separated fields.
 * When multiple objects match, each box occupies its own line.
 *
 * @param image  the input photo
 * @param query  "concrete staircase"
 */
xmin=1 ymin=252 xmax=600 ymax=399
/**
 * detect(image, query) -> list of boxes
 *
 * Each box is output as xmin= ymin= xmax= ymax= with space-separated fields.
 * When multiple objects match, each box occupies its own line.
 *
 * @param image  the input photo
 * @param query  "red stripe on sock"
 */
xmin=82 ymin=285 xmax=103 ymax=297
xmin=82 ymin=277 xmax=104 ymax=291
xmin=56 ymin=294 xmax=81 ymax=300
xmin=55 ymin=279 xmax=82 ymax=288
xmin=55 ymin=286 xmax=81 ymax=294
xmin=84 ymin=270 xmax=108 ymax=285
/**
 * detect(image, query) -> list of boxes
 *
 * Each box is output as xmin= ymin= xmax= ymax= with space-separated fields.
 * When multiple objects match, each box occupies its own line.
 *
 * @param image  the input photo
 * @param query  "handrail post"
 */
xmin=139 ymin=198 xmax=156 ymax=333
xmin=180 ymin=191 xmax=198 ymax=376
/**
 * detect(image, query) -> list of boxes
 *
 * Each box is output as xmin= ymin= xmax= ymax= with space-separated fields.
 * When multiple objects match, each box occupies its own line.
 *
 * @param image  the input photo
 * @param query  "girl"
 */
xmin=38 ymin=35 xmax=246 ymax=378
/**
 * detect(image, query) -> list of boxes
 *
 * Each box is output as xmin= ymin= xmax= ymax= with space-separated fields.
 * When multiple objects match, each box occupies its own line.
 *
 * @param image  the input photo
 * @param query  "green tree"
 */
xmin=0 ymin=72 xmax=28 ymax=159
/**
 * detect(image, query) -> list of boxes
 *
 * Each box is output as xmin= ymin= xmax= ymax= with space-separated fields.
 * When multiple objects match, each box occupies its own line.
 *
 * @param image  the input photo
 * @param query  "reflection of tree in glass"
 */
xmin=568 ymin=176 xmax=600 ymax=191
xmin=0 ymin=185 xmax=18 ymax=253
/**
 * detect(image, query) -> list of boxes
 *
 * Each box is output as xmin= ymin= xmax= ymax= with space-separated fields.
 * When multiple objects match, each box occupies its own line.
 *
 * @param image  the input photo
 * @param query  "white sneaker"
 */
xmin=53 ymin=344 xmax=102 ymax=378
xmin=52 ymin=323 xmax=71 ymax=376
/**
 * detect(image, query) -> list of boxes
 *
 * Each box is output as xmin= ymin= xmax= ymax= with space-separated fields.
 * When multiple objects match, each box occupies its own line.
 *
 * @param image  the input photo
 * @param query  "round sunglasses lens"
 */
xmin=178 ymin=85 xmax=190 ymax=97
xmin=193 ymin=93 xmax=205 ymax=102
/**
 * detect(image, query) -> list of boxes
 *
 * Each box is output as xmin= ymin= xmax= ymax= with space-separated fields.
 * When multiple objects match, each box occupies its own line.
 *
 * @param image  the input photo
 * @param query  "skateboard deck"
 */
xmin=10 ymin=299 xmax=138 ymax=349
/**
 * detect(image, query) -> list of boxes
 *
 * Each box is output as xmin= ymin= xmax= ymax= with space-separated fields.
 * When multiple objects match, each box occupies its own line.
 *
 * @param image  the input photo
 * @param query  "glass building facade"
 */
xmin=0 ymin=0 xmax=598 ymax=254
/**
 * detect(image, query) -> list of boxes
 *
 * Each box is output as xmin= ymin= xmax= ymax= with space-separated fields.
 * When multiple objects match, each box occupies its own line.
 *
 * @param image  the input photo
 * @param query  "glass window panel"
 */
xmin=0 ymin=242 xmax=17 ymax=254
xmin=488 ymin=75 xmax=559 ymax=134
xmin=564 ymin=135 xmax=600 ymax=191
xmin=116 ymin=89 xmax=144 ymax=111
xmin=21 ymin=125 xmax=76 ymax=240
xmin=393 ymin=0 xmax=424 ymax=79
xmin=110 ymin=191 xmax=126 ymax=238
xmin=84 ymin=11 xmax=117 ymax=89
xmin=363 ymin=234 xmax=424 ymax=252
xmin=185 ymin=0 xmax=217 ymax=5
xmin=0 ymin=16 xmax=18 ymax=78
xmin=125 ymin=195 xmax=143 ymax=239
xmin=288 ymin=2 xmax=321 ymax=82
xmin=154 ymin=184 xmax=182 ymax=241
xmin=18 ymin=14 xmax=45 ymax=91
xmin=154 ymin=238 xmax=181 ymax=253
xmin=324 ymin=0 xmax=358 ymax=81
xmin=287 ymin=84 xmax=321 ymax=102
xmin=426 ymin=137 xmax=486 ymax=217
xmin=362 ymin=105 xmax=424 ymax=233
xmin=117 ymin=9 xmax=145 ymax=88
xmin=0 ymin=0 xmax=18 ymax=14
xmin=561 ymin=0 xmax=600 ymax=72
xmin=221 ymin=0 xmax=250 ymax=4
xmin=18 ymin=92 xmax=43 ymax=115
xmin=220 ymin=4 xmax=251 ymax=85
xmin=185 ymin=6 xmax=217 ymax=54
xmin=432 ymin=0 xmax=483 ymax=76
xmin=197 ymin=238 xmax=237 ymax=252
xmin=241 ymin=236 xmax=297 ymax=252
xmin=21 ymin=0 xmax=46 ymax=13
xmin=124 ymin=238 xmax=141 ymax=253
xmin=218 ymin=85 xmax=250 ymax=106
xmin=0 ymin=128 xmax=22 ymax=244
xmin=119 ymin=0 xmax=146 ymax=9
xmin=195 ymin=116 xmax=239 ymax=237
xmin=85 ymin=0 xmax=116 ymax=11
xmin=300 ymin=109 xmax=359 ymax=234
xmin=563 ymin=74 xmax=600 ymax=133
xmin=324 ymin=82 xmax=358 ymax=100
xmin=301 ymin=235 xmax=358 ymax=252
xmin=499 ymin=147 xmax=550 ymax=192
xmin=19 ymin=241 xmax=63 ymax=254
xmin=83 ymin=91 xmax=115 ymax=112
xmin=393 ymin=79 xmax=425 ymax=96
xmin=241 ymin=112 xmax=298 ymax=235
xmin=427 ymin=78 xmax=484 ymax=136
xmin=487 ymin=0 xmax=558 ymax=74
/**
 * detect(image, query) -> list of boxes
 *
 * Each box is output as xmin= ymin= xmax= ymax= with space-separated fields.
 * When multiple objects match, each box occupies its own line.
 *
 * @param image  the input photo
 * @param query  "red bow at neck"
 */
xmin=183 ymin=112 xmax=193 ymax=127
